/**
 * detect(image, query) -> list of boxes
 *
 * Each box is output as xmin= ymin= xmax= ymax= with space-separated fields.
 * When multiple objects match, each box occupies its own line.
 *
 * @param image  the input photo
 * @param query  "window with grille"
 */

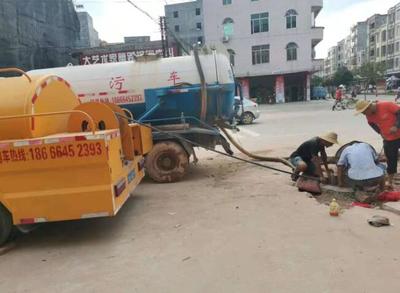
xmin=286 ymin=42 xmax=298 ymax=61
xmin=251 ymin=13 xmax=269 ymax=34
xmin=252 ymin=45 xmax=270 ymax=64
xmin=285 ymin=9 xmax=297 ymax=29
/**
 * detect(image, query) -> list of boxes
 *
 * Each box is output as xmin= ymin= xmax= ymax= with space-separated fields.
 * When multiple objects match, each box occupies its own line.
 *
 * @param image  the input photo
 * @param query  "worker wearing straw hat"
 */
xmin=290 ymin=132 xmax=339 ymax=182
xmin=355 ymin=100 xmax=400 ymax=187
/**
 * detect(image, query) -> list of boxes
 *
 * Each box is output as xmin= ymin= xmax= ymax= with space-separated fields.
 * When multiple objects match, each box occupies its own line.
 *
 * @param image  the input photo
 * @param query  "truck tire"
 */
xmin=0 ymin=204 xmax=12 ymax=246
xmin=145 ymin=141 xmax=189 ymax=183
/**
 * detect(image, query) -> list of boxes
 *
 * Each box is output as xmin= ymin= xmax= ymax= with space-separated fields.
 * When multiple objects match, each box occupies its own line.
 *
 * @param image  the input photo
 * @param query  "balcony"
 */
xmin=311 ymin=26 xmax=324 ymax=47
xmin=311 ymin=0 xmax=323 ymax=17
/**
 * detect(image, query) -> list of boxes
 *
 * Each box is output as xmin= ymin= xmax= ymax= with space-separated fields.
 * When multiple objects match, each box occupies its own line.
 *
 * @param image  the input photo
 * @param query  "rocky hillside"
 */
xmin=0 ymin=0 xmax=80 ymax=70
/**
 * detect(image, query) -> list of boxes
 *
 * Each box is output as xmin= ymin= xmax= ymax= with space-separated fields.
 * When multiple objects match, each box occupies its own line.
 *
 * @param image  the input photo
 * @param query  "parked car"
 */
xmin=233 ymin=96 xmax=261 ymax=124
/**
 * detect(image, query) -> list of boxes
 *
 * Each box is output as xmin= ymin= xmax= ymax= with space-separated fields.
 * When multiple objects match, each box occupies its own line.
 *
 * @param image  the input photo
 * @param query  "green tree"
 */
xmin=355 ymin=62 xmax=385 ymax=85
xmin=311 ymin=75 xmax=323 ymax=87
xmin=333 ymin=66 xmax=354 ymax=86
xmin=322 ymin=77 xmax=334 ymax=87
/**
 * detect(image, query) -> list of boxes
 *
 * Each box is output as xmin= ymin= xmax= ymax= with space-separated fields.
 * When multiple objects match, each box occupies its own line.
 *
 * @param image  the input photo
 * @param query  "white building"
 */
xmin=336 ymin=39 xmax=345 ymax=69
xmin=164 ymin=0 xmax=204 ymax=56
xmin=75 ymin=9 xmax=100 ymax=49
xmin=203 ymin=0 xmax=323 ymax=103
xmin=351 ymin=22 xmax=368 ymax=69
xmin=323 ymin=1 xmax=400 ymax=79
xmin=343 ymin=35 xmax=353 ymax=69
xmin=366 ymin=14 xmax=388 ymax=64
xmin=387 ymin=3 xmax=400 ymax=76
xmin=324 ymin=46 xmax=337 ymax=77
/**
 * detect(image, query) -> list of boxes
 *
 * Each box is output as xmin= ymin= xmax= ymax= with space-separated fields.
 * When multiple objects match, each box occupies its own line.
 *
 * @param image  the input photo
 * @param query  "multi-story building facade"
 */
xmin=336 ymin=39 xmax=346 ymax=69
xmin=387 ymin=3 xmax=400 ymax=75
xmin=203 ymin=0 xmax=323 ymax=103
xmin=164 ymin=0 xmax=204 ymax=55
xmin=366 ymin=14 xmax=388 ymax=65
xmin=313 ymin=59 xmax=325 ymax=78
xmin=75 ymin=11 xmax=100 ymax=49
xmin=324 ymin=1 xmax=400 ymax=79
xmin=324 ymin=15 xmax=388 ymax=77
xmin=324 ymin=21 xmax=368 ymax=77
xmin=326 ymin=46 xmax=338 ymax=77
xmin=343 ymin=35 xmax=353 ymax=69
xmin=351 ymin=22 xmax=368 ymax=69
xmin=324 ymin=47 xmax=334 ymax=77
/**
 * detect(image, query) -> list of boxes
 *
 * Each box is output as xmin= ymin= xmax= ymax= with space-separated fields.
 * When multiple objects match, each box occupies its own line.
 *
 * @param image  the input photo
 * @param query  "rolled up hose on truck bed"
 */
xmin=218 ymin=123 xmax=294 ymax=169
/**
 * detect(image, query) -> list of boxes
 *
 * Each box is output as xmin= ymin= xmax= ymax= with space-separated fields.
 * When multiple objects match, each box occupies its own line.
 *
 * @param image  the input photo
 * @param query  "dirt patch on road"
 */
xmin=315 ymin=190 xmax=356 ymax=209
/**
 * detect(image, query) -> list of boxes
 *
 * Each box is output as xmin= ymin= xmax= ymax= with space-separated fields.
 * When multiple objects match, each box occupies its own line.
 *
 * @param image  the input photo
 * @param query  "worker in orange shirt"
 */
xmin=355 ymin=100 xmax=400 ymax=188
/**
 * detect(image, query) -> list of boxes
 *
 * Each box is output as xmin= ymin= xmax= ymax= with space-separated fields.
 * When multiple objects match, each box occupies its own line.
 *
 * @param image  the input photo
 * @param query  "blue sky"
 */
xmin=77 ymin=0 xmax=400 ymax=58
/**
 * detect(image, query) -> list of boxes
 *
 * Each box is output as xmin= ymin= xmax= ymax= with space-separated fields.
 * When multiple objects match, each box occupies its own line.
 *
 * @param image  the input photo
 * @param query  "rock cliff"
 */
xmin=0 ymin=0 xmax=80 ymax=70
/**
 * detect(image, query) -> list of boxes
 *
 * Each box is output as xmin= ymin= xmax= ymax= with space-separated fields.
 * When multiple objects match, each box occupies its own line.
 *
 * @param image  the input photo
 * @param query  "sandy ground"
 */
xmin=1 ymin=97 xmax=400 ymax=293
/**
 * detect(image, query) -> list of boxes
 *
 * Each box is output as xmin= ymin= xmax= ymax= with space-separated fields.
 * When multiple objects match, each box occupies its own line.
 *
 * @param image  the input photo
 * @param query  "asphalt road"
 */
xmin=229 ymin=96 xmax=395 ymax=157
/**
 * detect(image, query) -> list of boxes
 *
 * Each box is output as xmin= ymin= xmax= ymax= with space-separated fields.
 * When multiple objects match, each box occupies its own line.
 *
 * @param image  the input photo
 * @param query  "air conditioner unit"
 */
xmin=222 ymin=36 xmax=230 ymax=43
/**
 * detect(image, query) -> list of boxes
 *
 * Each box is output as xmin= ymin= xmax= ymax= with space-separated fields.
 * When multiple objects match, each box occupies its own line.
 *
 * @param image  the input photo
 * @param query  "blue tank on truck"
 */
xmin=29 ymin=50 xmax=237 ymax=183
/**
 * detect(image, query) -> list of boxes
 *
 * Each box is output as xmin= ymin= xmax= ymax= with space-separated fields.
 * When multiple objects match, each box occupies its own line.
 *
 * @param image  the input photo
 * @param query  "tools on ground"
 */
xmin=367 ymin=215 xmax=391 ymax=227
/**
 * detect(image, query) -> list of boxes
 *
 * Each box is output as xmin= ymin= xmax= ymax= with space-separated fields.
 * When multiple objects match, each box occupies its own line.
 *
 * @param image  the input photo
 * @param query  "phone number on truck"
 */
xmin=0 ymin=142 xmax=104 ymax=164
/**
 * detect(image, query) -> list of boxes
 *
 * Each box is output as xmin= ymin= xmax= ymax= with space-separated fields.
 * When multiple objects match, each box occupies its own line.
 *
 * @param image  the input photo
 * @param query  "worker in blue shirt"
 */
xmin=337 ymin=142 xmax=385 ymax=191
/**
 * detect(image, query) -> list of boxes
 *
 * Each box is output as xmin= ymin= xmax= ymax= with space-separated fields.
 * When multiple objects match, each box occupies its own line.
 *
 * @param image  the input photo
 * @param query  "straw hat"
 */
xmin=318 ymin=132 xmax=339 ymax=145
xmin=354 ymin=100 xmax=372 ymax=115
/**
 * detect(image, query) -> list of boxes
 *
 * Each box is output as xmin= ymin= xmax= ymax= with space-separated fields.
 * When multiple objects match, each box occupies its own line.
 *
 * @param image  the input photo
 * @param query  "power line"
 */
xmin=125 ymin=0 xmax=191 ymax=55
xmin=126 ymin=0 xmax=158 ymax=23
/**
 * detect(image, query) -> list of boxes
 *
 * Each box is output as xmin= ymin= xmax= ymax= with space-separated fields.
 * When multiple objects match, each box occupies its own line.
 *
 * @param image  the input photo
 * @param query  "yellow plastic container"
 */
xmin=0 ymin=69 xmax=79 ymax=140
xmin=329 ymin=198 xmax=340 ymax=217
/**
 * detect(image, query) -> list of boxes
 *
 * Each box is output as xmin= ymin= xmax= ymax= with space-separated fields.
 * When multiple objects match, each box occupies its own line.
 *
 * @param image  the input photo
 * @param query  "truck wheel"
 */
xmin=0 ymin=204 xmax=12 ymax=246
xmin=145 ymin=141 xmax=189 ymax=183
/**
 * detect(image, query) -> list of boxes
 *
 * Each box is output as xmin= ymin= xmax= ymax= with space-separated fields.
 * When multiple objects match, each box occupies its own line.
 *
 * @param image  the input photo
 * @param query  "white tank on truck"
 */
xmin=28 ymin=51 xmax=237 ymax=183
